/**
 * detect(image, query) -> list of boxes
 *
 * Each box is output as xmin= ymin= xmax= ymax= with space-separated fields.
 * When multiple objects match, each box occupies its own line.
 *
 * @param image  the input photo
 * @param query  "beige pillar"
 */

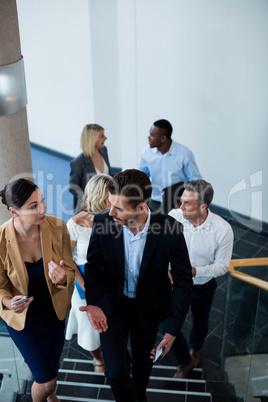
xmin=0 ymin=0 xmax=32 ymax=224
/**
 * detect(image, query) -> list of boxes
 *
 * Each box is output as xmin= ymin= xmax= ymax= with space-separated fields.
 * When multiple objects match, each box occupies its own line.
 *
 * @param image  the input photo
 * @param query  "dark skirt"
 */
xmin=6 ymin=258 xmax=65 ymax=384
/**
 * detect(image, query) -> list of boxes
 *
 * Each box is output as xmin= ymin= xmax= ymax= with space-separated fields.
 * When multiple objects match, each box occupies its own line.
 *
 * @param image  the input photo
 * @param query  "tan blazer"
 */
xmin=0 ymin=215 xmax=75 ymax=331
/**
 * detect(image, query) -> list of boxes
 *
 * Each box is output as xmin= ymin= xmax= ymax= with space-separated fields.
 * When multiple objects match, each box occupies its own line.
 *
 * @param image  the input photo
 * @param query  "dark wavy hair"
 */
xmin=107 ymin=169 xmax=152 ymax=208
xmin=0 ymin=178 xmax=38 ymax=210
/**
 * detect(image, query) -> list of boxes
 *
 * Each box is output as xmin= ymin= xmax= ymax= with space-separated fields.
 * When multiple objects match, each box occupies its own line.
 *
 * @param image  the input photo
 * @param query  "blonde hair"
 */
xmin=80 ymin=124 xmax=104 ymax=157
xmin=82 ymin=174 xmax=112 ymax=214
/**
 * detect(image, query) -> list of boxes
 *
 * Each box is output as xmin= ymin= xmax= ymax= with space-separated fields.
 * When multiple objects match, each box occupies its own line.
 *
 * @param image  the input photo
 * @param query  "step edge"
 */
xmin=57 ymin=380 xmax=212 ymax=396
xmin=57 ymin=397 xmax=111 ymax=402
xmin=59 ymin=369 xmax=206 ymax=383
xmin=62 ymin=359 xmax=203 ymax=373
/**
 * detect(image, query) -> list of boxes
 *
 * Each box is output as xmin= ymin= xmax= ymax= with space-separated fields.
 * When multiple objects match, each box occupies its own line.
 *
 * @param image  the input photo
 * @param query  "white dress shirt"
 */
xmin=169 ymin=208 xmax=234 ymax=285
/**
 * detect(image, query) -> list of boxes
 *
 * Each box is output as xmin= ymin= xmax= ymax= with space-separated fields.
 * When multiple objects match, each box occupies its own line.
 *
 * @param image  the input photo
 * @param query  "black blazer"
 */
xmin=84 ymin=210 xmax=192 ymax=335
xmin=69 ymin=147 xmax=112 ymax=211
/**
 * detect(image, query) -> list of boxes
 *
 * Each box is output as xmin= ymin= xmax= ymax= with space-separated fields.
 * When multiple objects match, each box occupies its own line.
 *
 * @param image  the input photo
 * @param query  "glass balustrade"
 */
xmin=0 ymin=318 xmax=32 ymax=400
xmin=222 ymin=259 xmax=268 ymax=402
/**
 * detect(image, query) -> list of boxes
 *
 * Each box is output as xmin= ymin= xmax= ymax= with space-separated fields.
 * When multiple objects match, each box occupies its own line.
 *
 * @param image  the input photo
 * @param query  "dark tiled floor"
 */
xmin=16 ymin=147 xmax=268 ymax=401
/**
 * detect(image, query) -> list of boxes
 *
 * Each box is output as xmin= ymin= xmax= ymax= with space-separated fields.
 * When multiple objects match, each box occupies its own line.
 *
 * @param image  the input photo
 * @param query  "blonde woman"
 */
xmin=69 ymin=124 xmax=112 ymax=211
xmin=65 ymin=174 xmax=112 ymax=372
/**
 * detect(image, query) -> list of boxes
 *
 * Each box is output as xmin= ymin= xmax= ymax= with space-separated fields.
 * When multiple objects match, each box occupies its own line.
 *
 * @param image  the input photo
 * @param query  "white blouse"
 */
xmin=67 ymin=218 xmax=92 ymax=266
xmin=95 ymin=158 xmax=109 ymax=174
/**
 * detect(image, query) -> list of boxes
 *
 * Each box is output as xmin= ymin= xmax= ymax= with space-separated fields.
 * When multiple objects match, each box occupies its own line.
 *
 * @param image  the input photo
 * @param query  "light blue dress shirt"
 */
xmin=122 ymin=208 xmax=151 ymax=298
xmin=139 ymin=140 xmax=202 ymax=202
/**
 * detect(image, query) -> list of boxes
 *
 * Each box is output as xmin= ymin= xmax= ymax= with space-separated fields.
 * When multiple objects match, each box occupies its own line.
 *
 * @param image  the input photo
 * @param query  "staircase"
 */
xmin=0 ymin=336 xmax=32 ymax=402
xmin=0 ymin=358 xmax=30 ymax=402
xmin=56 ymin=358 xmax=212 ymax=402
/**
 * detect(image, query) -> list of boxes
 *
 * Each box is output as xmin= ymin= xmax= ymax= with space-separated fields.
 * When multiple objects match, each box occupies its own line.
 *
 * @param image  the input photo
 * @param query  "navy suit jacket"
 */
xmin=84 ymin=210 xmax=192 ymax=335
xmin=69 ymin=146 xmax=112 ymax=210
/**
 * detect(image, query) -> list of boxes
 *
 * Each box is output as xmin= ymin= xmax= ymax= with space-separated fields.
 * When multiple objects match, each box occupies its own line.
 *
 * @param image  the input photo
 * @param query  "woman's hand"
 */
xmin=2 ymin=295 xmax=33 ymax=314
xmin=48 ymin=260 xmax=67 ymax=285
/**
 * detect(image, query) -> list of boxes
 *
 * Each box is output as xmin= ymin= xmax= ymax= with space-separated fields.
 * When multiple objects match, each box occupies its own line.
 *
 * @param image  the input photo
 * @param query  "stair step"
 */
xmin=58 ymin=370 xmax=106 ymax=384
xmin=58 ymin=368 xmax=207 ymax=392
xmin=57 ymin=398 xmax=112 ymax=402
xmin=57 ymin=358 xmax=212 ymax=402
xmin=152 ymin=364 xmax=204 ymax=380
xmin=61 ymin=358 xmax=204 ymax=379
xmin=149 ymin=377 xmax=207 ymax=393
xmin=57 ymin=382 xmax=212 ymax=402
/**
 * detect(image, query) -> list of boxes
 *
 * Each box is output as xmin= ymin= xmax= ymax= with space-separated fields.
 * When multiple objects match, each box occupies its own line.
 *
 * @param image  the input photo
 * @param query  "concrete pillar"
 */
xmin=0 ymin=0 xmax=32 ymax=224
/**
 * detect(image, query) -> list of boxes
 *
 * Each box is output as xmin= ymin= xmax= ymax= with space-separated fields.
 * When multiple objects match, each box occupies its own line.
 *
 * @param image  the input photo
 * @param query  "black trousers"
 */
xmin=168 ymin=278 xmax=217 ymax=365
xmin=100 ymin=296 xmax=158 ymax=402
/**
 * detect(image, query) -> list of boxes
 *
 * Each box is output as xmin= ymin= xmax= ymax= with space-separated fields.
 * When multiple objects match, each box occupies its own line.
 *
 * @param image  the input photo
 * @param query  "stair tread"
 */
xmin=57 ymin=358 xmax=212 ymax=401
xmin=56 ymin=385 xmax=212 ymax=400
xmin=61 ymin=358 xmax=204 ymax=380
xmin=57 ymin=379 xmax=211 ymax=395
xmin=59 ymin=368 xmax=205 ymax=382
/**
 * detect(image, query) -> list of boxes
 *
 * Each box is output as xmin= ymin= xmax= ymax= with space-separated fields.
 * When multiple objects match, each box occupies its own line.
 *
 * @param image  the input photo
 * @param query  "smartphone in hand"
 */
xmin=11 ymin=296 xmax=33 ymax=306
xmin=154 ymin=339 xmax=164 ymax=363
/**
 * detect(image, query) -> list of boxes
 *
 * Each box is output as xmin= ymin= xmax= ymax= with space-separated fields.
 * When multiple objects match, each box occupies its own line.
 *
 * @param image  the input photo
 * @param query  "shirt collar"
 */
xmin=188 ymin=209 xmax=213 ymax=231
xmin=152 ymin=140 xmax=174 ymax=156
xmin=123 ymin=207 xmax=151 ymax=238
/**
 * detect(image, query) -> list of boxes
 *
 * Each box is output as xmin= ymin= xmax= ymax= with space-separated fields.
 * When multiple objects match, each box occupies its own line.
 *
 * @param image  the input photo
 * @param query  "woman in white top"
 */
xmin=65 ymin=174 xmax=112 ymax=372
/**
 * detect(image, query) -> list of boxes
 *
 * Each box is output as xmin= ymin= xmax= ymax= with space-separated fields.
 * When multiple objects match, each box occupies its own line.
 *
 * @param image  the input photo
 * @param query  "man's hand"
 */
xmin=192 ymin=266 xmax=196 ymax=277
xmin=150 ymin=333 xmax=175 ymax=363
xmin=168 ymin=270 xmax=174 ymax=285
xmin=79 ymin=305 xmax=108 ymax=333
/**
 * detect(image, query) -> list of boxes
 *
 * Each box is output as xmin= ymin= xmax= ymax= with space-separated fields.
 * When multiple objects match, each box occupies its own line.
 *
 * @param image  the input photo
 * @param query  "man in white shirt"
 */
xmin=139 ymin=119 xmax=201 ymax=211
xmin=168 ymin=179 xmax=234 ymax=378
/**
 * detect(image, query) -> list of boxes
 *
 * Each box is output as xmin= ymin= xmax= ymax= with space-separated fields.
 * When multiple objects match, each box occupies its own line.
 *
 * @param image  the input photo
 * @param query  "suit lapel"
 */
xmin=112 ymin=222 xmax=124 ymax=271
xmin=138 ymin=213 xmax=160 ymax=281
xmin=83 ymin=154 xmax=95 ymax=170
xmin=99 ymin=147 xmax=109 ymax=166
xmin=40 ymin=218 xmax=53 ymax=286
xmin=6 ymin=219 xmax=29 ymax=292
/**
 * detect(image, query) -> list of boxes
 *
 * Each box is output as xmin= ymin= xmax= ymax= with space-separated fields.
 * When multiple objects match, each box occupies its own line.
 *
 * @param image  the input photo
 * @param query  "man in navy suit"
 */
xmin=81 ymin=169 xmax=192 ymax=402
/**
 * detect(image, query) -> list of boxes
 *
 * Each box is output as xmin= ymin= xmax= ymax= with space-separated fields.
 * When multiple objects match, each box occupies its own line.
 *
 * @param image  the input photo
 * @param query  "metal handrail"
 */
xmin=228 ymin=258 xmax=268 ymax=291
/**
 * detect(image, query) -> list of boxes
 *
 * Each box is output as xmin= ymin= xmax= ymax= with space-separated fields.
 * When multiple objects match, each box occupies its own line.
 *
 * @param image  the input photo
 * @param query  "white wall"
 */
xmin=133 ymin=0 xmax=268 ymax=226
xmin=17 ymin=0 xmax=268 ymax=224
xmin=17 ymin=0 xmax=95 ymax=157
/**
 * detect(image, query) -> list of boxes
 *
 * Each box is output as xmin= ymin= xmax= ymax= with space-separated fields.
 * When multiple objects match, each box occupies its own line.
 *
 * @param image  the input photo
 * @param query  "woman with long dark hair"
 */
xmin=0 ymin=178 xmax=75 ymax=402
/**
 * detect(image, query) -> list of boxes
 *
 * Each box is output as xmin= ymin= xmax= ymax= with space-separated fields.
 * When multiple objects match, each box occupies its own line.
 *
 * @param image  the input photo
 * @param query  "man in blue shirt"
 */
xmin=81 ymin=169 xmax=192 ymax=402
xmin=139 ymin=119 xmax=202 ymax=211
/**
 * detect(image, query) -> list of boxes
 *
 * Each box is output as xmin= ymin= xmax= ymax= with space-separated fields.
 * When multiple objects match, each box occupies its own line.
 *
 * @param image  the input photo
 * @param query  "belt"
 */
xmin=122 ymin=294 xmax=136 ymax=302
xmin=193 ymin=278 xmax=214 ymax=288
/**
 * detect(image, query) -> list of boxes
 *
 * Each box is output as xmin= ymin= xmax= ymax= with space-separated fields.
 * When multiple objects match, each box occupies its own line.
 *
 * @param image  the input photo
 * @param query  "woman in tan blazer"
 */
xmin=0 ymin=178 xmax=75 ymax=402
